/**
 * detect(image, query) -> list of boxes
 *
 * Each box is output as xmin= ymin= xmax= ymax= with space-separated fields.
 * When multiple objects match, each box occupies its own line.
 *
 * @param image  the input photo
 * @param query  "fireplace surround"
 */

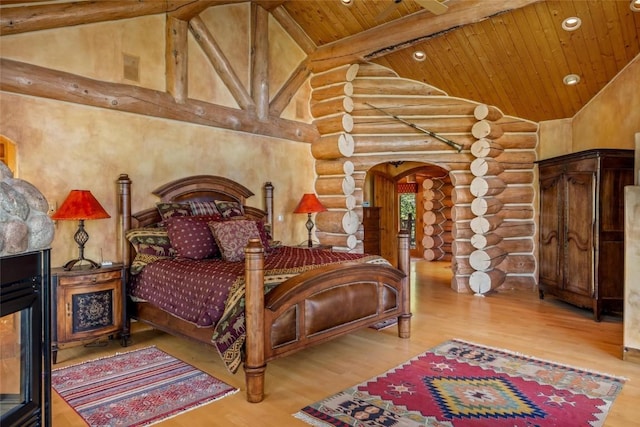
xmin=0 ymin=249 xmax=51 ymax=427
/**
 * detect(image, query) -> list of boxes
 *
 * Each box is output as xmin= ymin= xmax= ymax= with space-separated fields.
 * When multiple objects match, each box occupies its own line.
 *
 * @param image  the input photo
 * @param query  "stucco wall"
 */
xmin=573 ymin=55 xmax=640 ymax=151
xmin=0 ymin=4 xmax=315 ymax=267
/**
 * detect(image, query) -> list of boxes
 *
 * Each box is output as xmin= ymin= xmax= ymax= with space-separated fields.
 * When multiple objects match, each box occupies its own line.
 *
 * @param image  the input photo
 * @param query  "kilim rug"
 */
xmin=294 ymin=339 xmax=625 ymax=427
xmin=52 ymin=346 xmax=238 ymax=426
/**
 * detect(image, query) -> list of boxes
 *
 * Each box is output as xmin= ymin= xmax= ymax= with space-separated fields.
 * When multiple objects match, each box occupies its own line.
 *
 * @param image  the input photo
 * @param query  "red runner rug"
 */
xmin=295 ymin=339 xmax=625 ymax=426
xmin=52 ymin=346 xmax=237 ymax=426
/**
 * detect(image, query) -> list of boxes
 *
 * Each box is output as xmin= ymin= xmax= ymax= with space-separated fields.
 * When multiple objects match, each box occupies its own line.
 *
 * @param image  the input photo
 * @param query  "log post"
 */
xmin=473 ymin=104 xmax=503 ymax=121
xmin=244 ymin=238 xmax=266 ymax=403
xmin=469 ymin=269 xmax=506 ymax=294
xmin=397 ymin=230 xmax=411 ymax=339
xmin=471 ymin=138 xmax=504 ymax=158
xmin=471 ymin=120 xmax=504 ymax=139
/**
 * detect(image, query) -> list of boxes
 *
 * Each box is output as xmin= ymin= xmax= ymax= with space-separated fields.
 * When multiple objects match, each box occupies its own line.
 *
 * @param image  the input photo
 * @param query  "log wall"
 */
xmin=309 ymin=62 xmax=538 ymax=292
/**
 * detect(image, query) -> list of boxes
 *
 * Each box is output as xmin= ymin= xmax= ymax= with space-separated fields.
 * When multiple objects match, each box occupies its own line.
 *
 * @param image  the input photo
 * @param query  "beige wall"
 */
xmin=573 ymin=55 xmax=640 ymax=152
xmin=538 ymin=119 xmax=572 ymax=161
xmin=0 ymin=4 xmax=315 ymax=267
xmin=538 ymin=54 xmax=640 ymax=159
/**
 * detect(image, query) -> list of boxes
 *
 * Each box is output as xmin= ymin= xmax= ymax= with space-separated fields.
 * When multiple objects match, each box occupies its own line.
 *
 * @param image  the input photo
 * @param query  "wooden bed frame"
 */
xmin=117 ymin=173 xmax=411 ymax=402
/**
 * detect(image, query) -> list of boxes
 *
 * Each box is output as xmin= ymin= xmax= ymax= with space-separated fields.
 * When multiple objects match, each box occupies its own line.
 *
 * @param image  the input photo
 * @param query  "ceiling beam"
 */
xmin=0 ymin=0 xmax=244 ymax=36
xmin=307 ymin=0 xmax=542 ymax=73
xmin=0 ymin=58 xmax=319 ymax=143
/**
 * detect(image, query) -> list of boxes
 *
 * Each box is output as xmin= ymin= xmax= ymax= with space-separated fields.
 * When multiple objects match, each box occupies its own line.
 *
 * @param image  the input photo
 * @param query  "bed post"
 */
xmin=117 ymin=174 xmax=132 ymax=268
xmin=264 ymin=182 xmax=274 ymax=235
xmin=244 ymin=238 xmax=266 ymax=403
xmin=397 ymin=229 xmax=411 ymax=339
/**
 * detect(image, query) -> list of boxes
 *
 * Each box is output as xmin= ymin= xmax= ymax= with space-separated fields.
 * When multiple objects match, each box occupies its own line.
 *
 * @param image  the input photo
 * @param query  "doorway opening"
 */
xmin=365 ymin=161 xmax=452 ymax=263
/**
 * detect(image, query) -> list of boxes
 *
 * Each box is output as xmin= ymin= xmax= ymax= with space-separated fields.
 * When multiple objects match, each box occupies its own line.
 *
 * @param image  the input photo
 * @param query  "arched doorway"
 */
xmin=364 ymin=161 xmax=451 ymax=265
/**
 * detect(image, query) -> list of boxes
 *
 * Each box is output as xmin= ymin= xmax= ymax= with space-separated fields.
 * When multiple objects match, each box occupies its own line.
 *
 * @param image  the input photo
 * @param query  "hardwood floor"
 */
xmin=51 ymin=261 xmax=640 ymax=426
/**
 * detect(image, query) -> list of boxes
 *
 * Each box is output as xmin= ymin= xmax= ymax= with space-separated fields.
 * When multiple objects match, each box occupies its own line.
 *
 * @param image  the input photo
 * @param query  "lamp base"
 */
xmin=62 ymin=257 xmax=101 ymax=271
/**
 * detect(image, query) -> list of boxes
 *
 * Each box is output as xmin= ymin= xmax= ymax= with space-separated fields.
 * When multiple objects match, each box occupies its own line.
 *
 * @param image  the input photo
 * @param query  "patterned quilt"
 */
xmin=129 ymin=246 xmax=389 ymax=373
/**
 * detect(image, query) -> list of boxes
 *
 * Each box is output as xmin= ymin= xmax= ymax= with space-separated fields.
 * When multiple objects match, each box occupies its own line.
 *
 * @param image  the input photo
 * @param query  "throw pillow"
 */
xmin=214 ymin=200 xmax=245 ymax=218
xmin=208 ymin=219 xmax=260 ymax=262
xmin=125 ymin=227 xmax=175 ymax=275
xmin=156 ymin=202 xmax=191 ymax=222
xmin=189 ymin=200 xmax=221 ymax=216
xmin=165 ymin=215 xmax=221 ymax=260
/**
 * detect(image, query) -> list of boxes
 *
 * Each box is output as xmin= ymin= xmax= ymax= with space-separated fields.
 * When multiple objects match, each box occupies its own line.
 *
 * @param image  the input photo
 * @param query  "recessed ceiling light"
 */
xmin=341 ymin=0 xmax=353 ymax=5
xmin=631 ymin=0 xmax=640 ymax=12
xmin=563 ymin=74 xmax=580 ymax=86
xmin=562 ymin=17 xmax=581 ymax=31
xmin=413 ymin=51 xmax=426 ymax=61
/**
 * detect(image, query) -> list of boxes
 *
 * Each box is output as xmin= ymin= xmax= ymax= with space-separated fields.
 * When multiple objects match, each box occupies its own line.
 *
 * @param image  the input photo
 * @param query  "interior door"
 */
xmin=373 ymin=174 xmax=397 ymax=265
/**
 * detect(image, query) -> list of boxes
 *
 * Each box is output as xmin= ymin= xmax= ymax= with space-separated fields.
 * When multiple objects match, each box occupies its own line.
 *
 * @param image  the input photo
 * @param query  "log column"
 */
xmin=422 ymin=177 xmax=453 ymax=261
xmin=466 ymin=104 xmax=507 ymax=295
xmin=310 ymin=64 xmax=360 ymax=251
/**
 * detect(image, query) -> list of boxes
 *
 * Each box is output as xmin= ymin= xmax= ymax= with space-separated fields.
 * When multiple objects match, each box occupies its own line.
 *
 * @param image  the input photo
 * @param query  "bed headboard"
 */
xmin=117 ymin=174 xmax=273 ymax=267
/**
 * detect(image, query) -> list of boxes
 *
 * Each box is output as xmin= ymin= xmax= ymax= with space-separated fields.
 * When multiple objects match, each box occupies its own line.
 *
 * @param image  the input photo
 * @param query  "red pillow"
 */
xmin=165 ymin=215 xmax=222 ymax=259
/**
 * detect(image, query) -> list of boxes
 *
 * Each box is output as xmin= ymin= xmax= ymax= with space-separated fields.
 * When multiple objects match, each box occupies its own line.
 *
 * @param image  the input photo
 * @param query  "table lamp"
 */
xmin=293 ymin=193 xmax=327 ymax=247
xmin=51 ymin=190 xmax=111 ymax=270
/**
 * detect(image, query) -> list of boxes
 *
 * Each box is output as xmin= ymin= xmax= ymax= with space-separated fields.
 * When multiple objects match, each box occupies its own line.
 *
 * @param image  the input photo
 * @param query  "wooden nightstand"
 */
xmin=51 ymin=263 xmax=128 ymax=363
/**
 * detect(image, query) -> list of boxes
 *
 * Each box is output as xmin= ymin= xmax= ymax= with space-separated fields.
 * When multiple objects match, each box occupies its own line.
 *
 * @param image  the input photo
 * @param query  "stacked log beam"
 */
xmin=422 ymin=177 xmax=453 ymax=261
xmin=311 ymin=64 xmax=360 ymax=251
xmin=309 ymin=63 xmax=538 ymax=290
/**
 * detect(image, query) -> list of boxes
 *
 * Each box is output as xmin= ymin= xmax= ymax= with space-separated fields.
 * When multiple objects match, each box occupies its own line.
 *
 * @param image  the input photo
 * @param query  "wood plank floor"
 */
xmin=51 ymin=260 xmax=640 ymax=425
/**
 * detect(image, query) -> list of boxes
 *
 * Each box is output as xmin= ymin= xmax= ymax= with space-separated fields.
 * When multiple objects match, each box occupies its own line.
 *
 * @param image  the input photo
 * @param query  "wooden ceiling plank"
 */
xmin=618 ymin=1 xmax=640 ymax=61
xmin=282 ymin=1 xmax=335 ymax=45
xmin=571 ymin=1 xmax=610 ymax=91
xmin=549 ymin=1 xmax=593 ymax=114
xmin=485 ymin=14 xmax=539 ymax=118
xmin=459 ymin=19 xmax=518 ymax=116
xmin=500 ymin=7 xmax=559 ymax=121
xmin=429 ymin=35 xmax=483 ymax=107
xmin=593 ymin=1 xmax=627 ymax=73
xmin=533 ymin=2 xmax=582 ymax=118
xmin=447 ymin=27 xmax=493 ymax=106
xmin=602 ymin=0 xmax=636 ymax=70
xmin=308 ymin=0 xmax=543 ymax=72
xmin=511 ymin=6 xmax=566 ymax=119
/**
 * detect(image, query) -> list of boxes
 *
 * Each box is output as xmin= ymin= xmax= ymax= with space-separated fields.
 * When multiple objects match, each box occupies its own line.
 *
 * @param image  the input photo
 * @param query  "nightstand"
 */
xmin=51 ymin=263 xmax=128 ymax=363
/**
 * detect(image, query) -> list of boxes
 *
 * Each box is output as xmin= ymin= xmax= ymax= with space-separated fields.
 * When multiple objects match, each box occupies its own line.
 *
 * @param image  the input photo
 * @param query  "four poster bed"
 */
xmin=116 ymin=173 xmax=411 ymax=402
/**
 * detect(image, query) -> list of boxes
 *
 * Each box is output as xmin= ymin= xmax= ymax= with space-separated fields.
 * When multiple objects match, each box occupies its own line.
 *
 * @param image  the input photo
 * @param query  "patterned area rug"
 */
xmin=52 ymin=346 xmax=237 ymax=426
xmin=294 ymin=339 xmax=625 ymax=427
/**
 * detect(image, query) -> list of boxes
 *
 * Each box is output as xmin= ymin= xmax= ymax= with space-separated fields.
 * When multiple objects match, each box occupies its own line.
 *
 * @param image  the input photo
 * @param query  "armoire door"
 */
xmin=538 ymin=172 xmax=563 ymax=288
xmin=563 ymin=170 xmax=595 ymax=297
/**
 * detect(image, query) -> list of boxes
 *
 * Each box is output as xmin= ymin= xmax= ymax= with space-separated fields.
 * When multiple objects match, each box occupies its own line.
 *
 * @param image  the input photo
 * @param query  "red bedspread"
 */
xmin=130 ymin=246 xmax=388 ymax=372
xmin=129 ymin=246 xmax=378 ymax=328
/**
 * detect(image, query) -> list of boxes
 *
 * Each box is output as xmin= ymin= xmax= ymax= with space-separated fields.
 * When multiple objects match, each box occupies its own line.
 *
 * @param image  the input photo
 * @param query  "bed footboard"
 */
xmin=244 ymin=231 xmax=411 ymax=403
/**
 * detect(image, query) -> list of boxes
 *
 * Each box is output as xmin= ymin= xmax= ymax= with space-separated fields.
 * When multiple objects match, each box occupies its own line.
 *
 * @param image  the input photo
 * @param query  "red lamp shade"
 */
xmin=51 ymin=190 xmax=110 ymax=221
xmin=293 ymin=194 xmax=326 ymax=248
xmin=51 ymin=190 xmax=110 ymax=270
xmin=293 ymin=193 xmax=327 ymax=214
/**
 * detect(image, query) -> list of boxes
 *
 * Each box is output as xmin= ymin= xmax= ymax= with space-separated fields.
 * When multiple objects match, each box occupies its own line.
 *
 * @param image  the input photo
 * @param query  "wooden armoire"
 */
xmin=537 ymin=149 xmax=634 ymax=321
